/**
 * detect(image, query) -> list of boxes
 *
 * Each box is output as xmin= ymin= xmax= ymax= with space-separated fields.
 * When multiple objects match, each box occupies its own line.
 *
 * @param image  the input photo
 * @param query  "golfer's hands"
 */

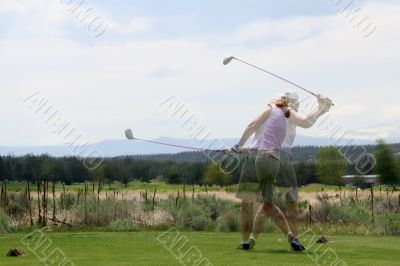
xmin=224 ymin=144 xmax=250 ymax=154
xmin=231 ymin=144 xmax=240 ymax=153
xmin=317 ymin=95 xmax=333 ymax=112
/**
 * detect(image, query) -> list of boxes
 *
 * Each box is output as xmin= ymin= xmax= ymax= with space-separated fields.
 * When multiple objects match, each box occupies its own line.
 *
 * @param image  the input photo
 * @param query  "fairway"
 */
xmin=1 ymin=231 xmax=399 ymax=265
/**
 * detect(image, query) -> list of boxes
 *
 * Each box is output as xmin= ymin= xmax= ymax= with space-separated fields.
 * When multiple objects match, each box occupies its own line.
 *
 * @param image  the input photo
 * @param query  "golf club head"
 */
xmin=223 ymin=56 xmax=235 ymax=65
xmin=125 ymin=129 xmax=134 ymax=140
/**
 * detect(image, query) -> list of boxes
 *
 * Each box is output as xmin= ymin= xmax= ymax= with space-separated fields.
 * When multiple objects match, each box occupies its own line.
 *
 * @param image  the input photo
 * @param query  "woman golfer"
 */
xmin=235 ymin=96 xmax=305 ymax=251
xmin=277 ymin=91 xmax=332 ymax=238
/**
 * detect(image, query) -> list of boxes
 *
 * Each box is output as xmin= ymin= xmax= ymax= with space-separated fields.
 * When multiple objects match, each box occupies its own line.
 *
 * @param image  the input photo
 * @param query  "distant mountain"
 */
xmin=0 ymin=135 xmax=377 ymax=157
xmin=292 ymin=135 xmax=375 ymax=147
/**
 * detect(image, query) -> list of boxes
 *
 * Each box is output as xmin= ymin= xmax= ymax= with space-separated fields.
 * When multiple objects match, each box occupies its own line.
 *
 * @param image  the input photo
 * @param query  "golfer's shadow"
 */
xmin=250 ymin=248 xmax=292 ymax=255
xmin=250 ymin=248 xmax=315 ymax=256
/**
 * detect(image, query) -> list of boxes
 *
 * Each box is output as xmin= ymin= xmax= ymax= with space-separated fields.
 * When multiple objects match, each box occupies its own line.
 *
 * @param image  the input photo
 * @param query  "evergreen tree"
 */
xmin=374 ymin=140 xmax=399 ymax=185
xmin=316 ymin=146 xmax=347 ymax=185
xmin=203 ymin=163 xmax=231 ymax=187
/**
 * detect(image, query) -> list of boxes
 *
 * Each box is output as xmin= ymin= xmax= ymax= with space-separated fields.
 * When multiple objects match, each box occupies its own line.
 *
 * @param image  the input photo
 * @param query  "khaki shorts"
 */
xmin=255 ymin=153 xmax=280 ymax=203
xmin=235 ymin=152 xmax=261 ymax=202
xmin=236 ymin=150 xmax=299 ymax=203
xmin=276 ymin=150 xmax=299 ymax=202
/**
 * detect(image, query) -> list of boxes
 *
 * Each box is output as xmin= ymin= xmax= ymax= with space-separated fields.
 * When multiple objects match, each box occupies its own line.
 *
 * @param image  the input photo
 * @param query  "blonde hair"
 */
xmin=272 ymin=97 xmax=289 ymax=108
xmin=272 ymin=97 xmax=291 ymax=118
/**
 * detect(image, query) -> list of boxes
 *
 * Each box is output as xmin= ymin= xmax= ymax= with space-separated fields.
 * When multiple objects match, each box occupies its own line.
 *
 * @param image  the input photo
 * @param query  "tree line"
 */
xmin=0 ymin=142 xmax=398 ymax=186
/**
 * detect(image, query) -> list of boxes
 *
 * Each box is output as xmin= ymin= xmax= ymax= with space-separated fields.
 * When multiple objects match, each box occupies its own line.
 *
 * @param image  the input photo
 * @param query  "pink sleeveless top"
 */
xmin=258 ymin=104 xmax=287 ymax=152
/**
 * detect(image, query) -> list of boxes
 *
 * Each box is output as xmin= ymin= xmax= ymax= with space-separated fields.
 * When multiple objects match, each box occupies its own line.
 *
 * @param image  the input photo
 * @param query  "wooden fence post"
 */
xmin=84 ymin=184 xmax=88 ymax=225
xmin=36 ymin=175 xmax=42 ymax=225
xmin=97 ymin=178 xmax=101 ymax=207
xmin=42 ymin=180 xmax=47 ymax=226
xmin=4 ymin=183 xmax=7 ymax=212
xmin=152 ymin=188 xmax=157 ymax=211
xmin=371 ymin=186 xmax=375 ymax=224
xmin=113 ymin=189 xmax=116 ymax=220
xmin=27 ymin=182 xmax=33 ymax=226
xmin=0 ymin=183 xmax=4 ymax=211
xmin=152 ymin=188 xmax=157 ymax=224
xmin=52 ymin=177 xmax=56 ymax=222
xmin=398 ymin=193 xmax=400 ymax=207
xmin=355 ymin=187 xmax=358 ymax=203
xmin=176 ymin=188 xmax=180 ymax=208
xmin=386 ymin=188 xmax=389 ymax=205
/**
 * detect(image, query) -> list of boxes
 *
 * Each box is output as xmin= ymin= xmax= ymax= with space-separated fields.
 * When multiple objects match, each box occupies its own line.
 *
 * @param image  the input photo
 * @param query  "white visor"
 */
xmin=277 ymin=90 xmax=299 ymax=103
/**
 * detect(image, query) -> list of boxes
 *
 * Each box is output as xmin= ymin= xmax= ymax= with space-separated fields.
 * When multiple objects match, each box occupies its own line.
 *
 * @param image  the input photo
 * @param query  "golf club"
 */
xmin=223 ymin=56 xmax=334 ymax=106
xmin=125 ymin=129 xmax=228 ymax=152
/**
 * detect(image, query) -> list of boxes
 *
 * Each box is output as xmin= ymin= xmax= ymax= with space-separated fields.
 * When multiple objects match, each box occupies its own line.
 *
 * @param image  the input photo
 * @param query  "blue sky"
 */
xmin=1 ymin=0 xmax=399 ymax=146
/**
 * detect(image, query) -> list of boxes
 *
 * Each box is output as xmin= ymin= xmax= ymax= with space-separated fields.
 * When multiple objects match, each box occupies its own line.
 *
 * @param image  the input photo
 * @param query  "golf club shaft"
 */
xmin=131 ymin=137 xmax=226 ymax=152
xmin=234 ymin=57 xmax=318 ymax=97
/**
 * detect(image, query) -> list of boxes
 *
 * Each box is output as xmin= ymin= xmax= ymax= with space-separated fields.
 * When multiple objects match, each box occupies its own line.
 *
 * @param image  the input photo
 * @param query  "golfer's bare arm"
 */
xmin=238 ymin=105 xmax=272 ymax=147
xmin=289 ymin=100 xmax=331 ymax=128
xmin=288 ymin=108 xmax=322 ymax=128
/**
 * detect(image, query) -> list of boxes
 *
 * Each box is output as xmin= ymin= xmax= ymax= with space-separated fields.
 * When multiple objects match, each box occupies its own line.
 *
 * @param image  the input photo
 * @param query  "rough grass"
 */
xmin=1 ymin=231 xmax=400 ymax=265
xmin=4 ymin=181 xmax=222 ymax=193
xmin=5 ymin=181 xmax=396 ymax=194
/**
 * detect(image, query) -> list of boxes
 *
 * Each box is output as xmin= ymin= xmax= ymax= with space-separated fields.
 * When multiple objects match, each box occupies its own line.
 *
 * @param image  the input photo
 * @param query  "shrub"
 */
xmin=330 ymin=205 xmax=370 ymax=225
xmin=193 ymin=195 xmax=237 ymax=221
xmin=313 ymin=201 xmax=370 ymax=225
xmin=0 ymin=210 xmax=11 ymax=234
xmin=4 ymin=191 xmax=28 ymax=218
xmin=190 ymin=216 xmax=209 ymax=231
xmin=178 ymin=204 xmax=206 ymax=228
xmin=110 ymin=219 xmax=139 ymax=231
xmin=377 ymin=213 xmax=400 ymax=235
xmin=62 ymin=193 xmax=76 ymax=210
xmin=72 ymin=197 xmax=135 ymax=227
xmin=160 ymin=197 xmax=226 ymax=229
xmin=216 ymin=210 xmax=240 ymax=232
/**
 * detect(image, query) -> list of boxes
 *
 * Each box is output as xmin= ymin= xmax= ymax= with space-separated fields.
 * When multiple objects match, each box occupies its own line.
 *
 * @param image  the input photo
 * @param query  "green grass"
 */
xmin=3 ymin=180 xmax=396 ymax=194
xmin=3 ymin=180 xmax=223 ymax=193
xmin=298 ymin=183 xmax=345 ymax=193
xmin=1 ymin=231 xmax=399 ymax=265
xmin=298 ymin=183 xmax=396 ymax=193
xmin=118 ymin=180 xmax=222 ymax=193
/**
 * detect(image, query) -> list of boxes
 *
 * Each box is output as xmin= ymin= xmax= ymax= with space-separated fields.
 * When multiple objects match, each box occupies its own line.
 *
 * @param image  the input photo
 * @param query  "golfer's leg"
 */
xmin=241 ymin=201 xmax=254 ymax=241
xmin=263 ymin=203 xmax=290 ymax=236
xmin=235 ymin=153 xmax=258 ymax=245
xmin=253 ymin=154 xmax=285 ymax=239
xmin=260 ymin=173 xmax=291 ymax=236
xmin=287 ymin=201 xmax=299 ymax=237
xmin=281 ymin=151 xmax=299 ymax=237
xmin=252 ymin=204 xmax=267 ymax=240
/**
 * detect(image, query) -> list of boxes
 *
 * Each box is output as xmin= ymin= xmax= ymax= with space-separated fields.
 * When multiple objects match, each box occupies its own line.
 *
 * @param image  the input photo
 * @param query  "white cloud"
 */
xmin=0 ymin=1 xmax=28 ymax=13
xmin=380 ymin=105 xmax=400 ymax=118
xmin=0 ymin=1 xmax=399 ymax=145
xmin=349 ymin=121 xmax=400 ymax=143
xmin=229 ymin=16 xmax=339 ymax=47
xmin=123 ymin=18 xmax=153 ymax=33
xmin=331 ymin=104 xmax=365 ymax=116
